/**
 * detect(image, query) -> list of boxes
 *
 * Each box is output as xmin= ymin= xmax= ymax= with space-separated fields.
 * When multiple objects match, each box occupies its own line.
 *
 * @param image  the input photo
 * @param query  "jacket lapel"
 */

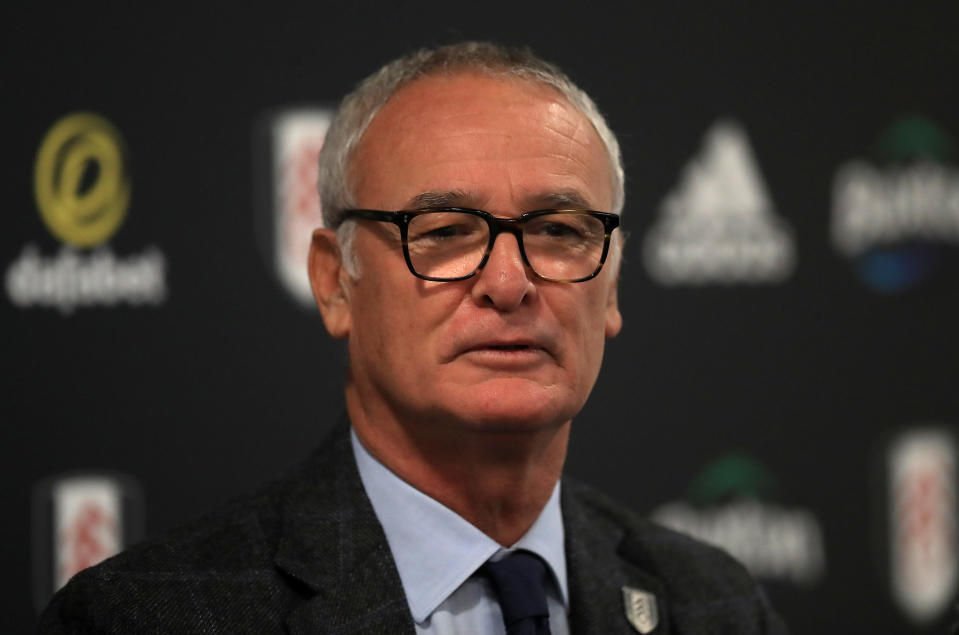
xmin=271 ymin=426 xmax=673 ymax=634
xmin=273 ymin=424 xmax=416 ymax=634
xmin=563 ymin=480 xmax=671 ymax=634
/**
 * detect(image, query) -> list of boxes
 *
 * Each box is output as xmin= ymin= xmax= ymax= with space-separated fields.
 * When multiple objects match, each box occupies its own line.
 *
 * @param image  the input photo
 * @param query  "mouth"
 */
xmin=445 ymin=329 xmax=559 ymax=366
xmin=467 ymin=339 xmax=543 ymax=353
xmin=456 ymin=340 xmax=554 ymax=369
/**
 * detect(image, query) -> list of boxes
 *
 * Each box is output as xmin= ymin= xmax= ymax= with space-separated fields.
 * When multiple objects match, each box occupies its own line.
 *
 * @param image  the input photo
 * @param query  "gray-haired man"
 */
xmin=41 ymin=42 xmax=786 ymax=634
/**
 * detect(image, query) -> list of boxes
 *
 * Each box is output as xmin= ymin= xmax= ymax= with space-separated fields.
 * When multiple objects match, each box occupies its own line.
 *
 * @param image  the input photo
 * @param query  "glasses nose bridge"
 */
xmin=484 ymin=215 xmax=529 ymax=260
xmin=488 ymin=214 xmax=528 ymax=243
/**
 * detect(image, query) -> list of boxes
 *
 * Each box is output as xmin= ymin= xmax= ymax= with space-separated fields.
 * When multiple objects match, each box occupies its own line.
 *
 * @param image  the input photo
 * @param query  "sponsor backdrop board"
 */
xmin=4 ymin=4 xmax=959 ymax=633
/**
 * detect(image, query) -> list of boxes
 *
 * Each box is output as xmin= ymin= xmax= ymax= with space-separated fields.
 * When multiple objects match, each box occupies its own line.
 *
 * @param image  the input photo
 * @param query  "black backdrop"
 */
xmin=5 ymin=3 xmax=959 ymax=633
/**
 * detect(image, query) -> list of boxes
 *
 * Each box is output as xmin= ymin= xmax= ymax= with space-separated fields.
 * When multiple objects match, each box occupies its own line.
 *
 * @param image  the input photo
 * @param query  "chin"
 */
xmin=439 ymin=379 xmax=580 ymax=433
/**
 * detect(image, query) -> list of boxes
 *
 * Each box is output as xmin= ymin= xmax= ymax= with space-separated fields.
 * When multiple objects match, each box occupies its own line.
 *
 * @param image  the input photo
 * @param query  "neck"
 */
xmin=346 ymin=381 xmax=569 ymax=546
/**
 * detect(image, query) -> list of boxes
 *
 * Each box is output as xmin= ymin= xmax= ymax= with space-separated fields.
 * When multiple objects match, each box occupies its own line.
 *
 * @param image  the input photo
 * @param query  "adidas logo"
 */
xmin=643 ymin=120 xmax=795 ymax=285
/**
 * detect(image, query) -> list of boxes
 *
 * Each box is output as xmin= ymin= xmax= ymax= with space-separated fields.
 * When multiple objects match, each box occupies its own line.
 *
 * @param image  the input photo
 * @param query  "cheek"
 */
xmin=349 ymin=276 xmax=456 ymax=368
xmin=349 ymin=278 xmax=403 ymax=366
xmin=576 ymin=291 xmax=615 ymax=369
xmin=579 ymin=320 xmax=607 ymax=374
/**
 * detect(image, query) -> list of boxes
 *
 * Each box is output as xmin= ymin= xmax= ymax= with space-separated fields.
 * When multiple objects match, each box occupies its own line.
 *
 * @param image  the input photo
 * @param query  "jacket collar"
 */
xmin=270 ymin=420 xmax=669 ymax=634
xmin=272 ymin=420 xmax=416 ymax=634
xmin=563 ymin=479 xmax=670 ymax=634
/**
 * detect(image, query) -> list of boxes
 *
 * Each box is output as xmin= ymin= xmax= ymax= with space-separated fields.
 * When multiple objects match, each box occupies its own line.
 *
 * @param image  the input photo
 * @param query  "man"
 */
xmin=40 ymin=42 xmax=786 ymax=633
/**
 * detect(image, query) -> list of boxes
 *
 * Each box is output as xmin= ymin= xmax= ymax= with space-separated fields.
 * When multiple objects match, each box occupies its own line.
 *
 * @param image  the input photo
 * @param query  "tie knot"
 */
xmin=480 ymin=551 xmax=552 ymax=633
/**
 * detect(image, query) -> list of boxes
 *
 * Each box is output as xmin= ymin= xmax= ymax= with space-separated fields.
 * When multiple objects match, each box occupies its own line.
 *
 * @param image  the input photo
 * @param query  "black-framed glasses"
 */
xmin=340 ymin=207 xmax=620 ymax=283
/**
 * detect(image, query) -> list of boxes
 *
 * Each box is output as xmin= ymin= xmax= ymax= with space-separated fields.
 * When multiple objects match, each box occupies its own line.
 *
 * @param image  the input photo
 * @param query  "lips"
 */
xmin=472 ymin=341 xmax=537 ymax=351
xmin=443 ymin=320 xmax=561 ymax=364
xmin=452 ymin=335 xmax=557 ymax=363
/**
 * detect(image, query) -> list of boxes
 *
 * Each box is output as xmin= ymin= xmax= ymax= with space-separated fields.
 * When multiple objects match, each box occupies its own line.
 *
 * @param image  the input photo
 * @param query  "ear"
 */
xmin=308 ymin=228 xmax=352 ymax=339
xmin=604 ymin=273 xmax=622 ymax=339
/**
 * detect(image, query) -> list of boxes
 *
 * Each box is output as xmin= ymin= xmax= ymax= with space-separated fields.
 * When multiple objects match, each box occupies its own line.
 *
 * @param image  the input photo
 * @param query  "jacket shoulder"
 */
xmin=37 ymin=438 xmax=348 ymax=634
xmin=37 ymin=502 xmax=289 ymax=634
xmin=565 ymin=478 xmax=752 ymax=585
xmin=563 ymin=477 xmax=788 ymax=634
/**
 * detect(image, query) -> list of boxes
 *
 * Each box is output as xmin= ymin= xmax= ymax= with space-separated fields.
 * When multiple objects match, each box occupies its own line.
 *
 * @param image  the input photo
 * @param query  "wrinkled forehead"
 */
xmin=358 ymin=71 xmax=592 ymax=149
xmin=350 ymin=72 xmax=615 ymax=212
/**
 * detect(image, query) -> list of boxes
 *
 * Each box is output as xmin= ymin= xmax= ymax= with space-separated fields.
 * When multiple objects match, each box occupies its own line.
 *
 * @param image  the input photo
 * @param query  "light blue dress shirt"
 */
xmin=351 ymin=430 xmax=570 ymax=634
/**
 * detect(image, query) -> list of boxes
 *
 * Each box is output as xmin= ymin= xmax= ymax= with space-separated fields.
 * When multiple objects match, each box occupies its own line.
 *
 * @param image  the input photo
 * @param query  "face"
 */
xmin=328 ymin=73 xmax=621 ymax=435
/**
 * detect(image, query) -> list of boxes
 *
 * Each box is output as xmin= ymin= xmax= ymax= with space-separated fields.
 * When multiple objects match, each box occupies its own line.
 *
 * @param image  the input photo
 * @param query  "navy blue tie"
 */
xmin=481 ymin=551 xmax=553 ymax=635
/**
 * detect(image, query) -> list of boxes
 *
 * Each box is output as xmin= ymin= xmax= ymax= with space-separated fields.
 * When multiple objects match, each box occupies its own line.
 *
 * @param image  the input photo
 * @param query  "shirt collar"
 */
xmin=351 ymin=429 xmax=568 ymax=624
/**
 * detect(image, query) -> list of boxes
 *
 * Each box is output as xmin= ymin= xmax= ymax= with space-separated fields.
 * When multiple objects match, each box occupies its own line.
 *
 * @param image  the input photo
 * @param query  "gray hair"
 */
xmin=317 ymin=41 xmax=625 ymax=275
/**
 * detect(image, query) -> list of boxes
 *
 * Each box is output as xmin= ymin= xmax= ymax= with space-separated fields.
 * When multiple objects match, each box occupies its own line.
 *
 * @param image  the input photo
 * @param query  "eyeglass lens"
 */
xmin=406 ymin=211 xmax=607 ymax=281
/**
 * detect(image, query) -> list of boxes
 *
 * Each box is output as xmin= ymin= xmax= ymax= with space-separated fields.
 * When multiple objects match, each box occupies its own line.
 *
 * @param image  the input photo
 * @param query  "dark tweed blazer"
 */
xmin=39 ymin=423 xmax=787 ymax=634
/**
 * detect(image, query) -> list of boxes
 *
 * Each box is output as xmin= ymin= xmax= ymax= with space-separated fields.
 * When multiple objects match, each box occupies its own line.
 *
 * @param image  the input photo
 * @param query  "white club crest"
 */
xmin=622 ymin=586 xmax=659 ymax=633
xmin=889 ymin=428 xmax=958 ymax=623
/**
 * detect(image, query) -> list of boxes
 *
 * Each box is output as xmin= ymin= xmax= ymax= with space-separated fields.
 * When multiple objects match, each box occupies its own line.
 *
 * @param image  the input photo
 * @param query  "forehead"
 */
xmin=349 ymin=72 xmax=615 ymax=212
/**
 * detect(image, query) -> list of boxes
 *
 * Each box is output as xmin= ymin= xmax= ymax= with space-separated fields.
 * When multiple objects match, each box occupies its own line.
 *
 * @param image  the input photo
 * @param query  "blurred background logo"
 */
xmin=34 ymin=112 xmax=131 ymax=248
xmin=887 ymin=428 xmax=958 ymax=624
xmin=255 ymin=107 xmax=333 ymax=308
xmin=32 ymin=472 xmax=144 ymax=610
xmin=652 ymin=453 xmax=825 ymax=586
xmin=643 ymin=120 xmax=796 ymax=286
xmin=831 ymin=116 xmax=959 ymax=293
xmin=5 ymin=112 xmax=167 ymax=314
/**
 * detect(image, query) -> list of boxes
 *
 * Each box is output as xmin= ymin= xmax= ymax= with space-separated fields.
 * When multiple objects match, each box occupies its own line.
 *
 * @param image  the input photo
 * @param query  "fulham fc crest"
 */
xmin=622 ymin=586 xmax=659 ymax=633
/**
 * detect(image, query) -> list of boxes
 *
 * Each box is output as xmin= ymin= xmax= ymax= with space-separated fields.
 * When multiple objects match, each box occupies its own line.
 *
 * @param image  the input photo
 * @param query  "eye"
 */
xmin=412 ymin=222 xmax=477 ymax=243
xmin=422 ymin=223 xmax=471 ymax=239
xmin=527 ymin=216 xmax=592 ymax=241
xmin=408 ymin=212 xmax=485 ymax=244
xmin=540 ymin=221 xmax=583 ymax=238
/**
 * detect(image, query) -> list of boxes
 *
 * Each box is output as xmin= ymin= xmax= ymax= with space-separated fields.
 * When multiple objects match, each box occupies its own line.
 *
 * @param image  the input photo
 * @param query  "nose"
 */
xmin=470 ymin=232 xmax=536 ymax=311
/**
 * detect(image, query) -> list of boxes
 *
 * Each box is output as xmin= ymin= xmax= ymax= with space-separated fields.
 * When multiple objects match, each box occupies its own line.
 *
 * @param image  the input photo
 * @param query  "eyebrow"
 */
xmin=406 ymin=189 xmax=477 ymax=210
xmin=404 ymin=189 xmax=597 ymax=212
xmin=531 ymin=190 xmax=595 ymax=210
